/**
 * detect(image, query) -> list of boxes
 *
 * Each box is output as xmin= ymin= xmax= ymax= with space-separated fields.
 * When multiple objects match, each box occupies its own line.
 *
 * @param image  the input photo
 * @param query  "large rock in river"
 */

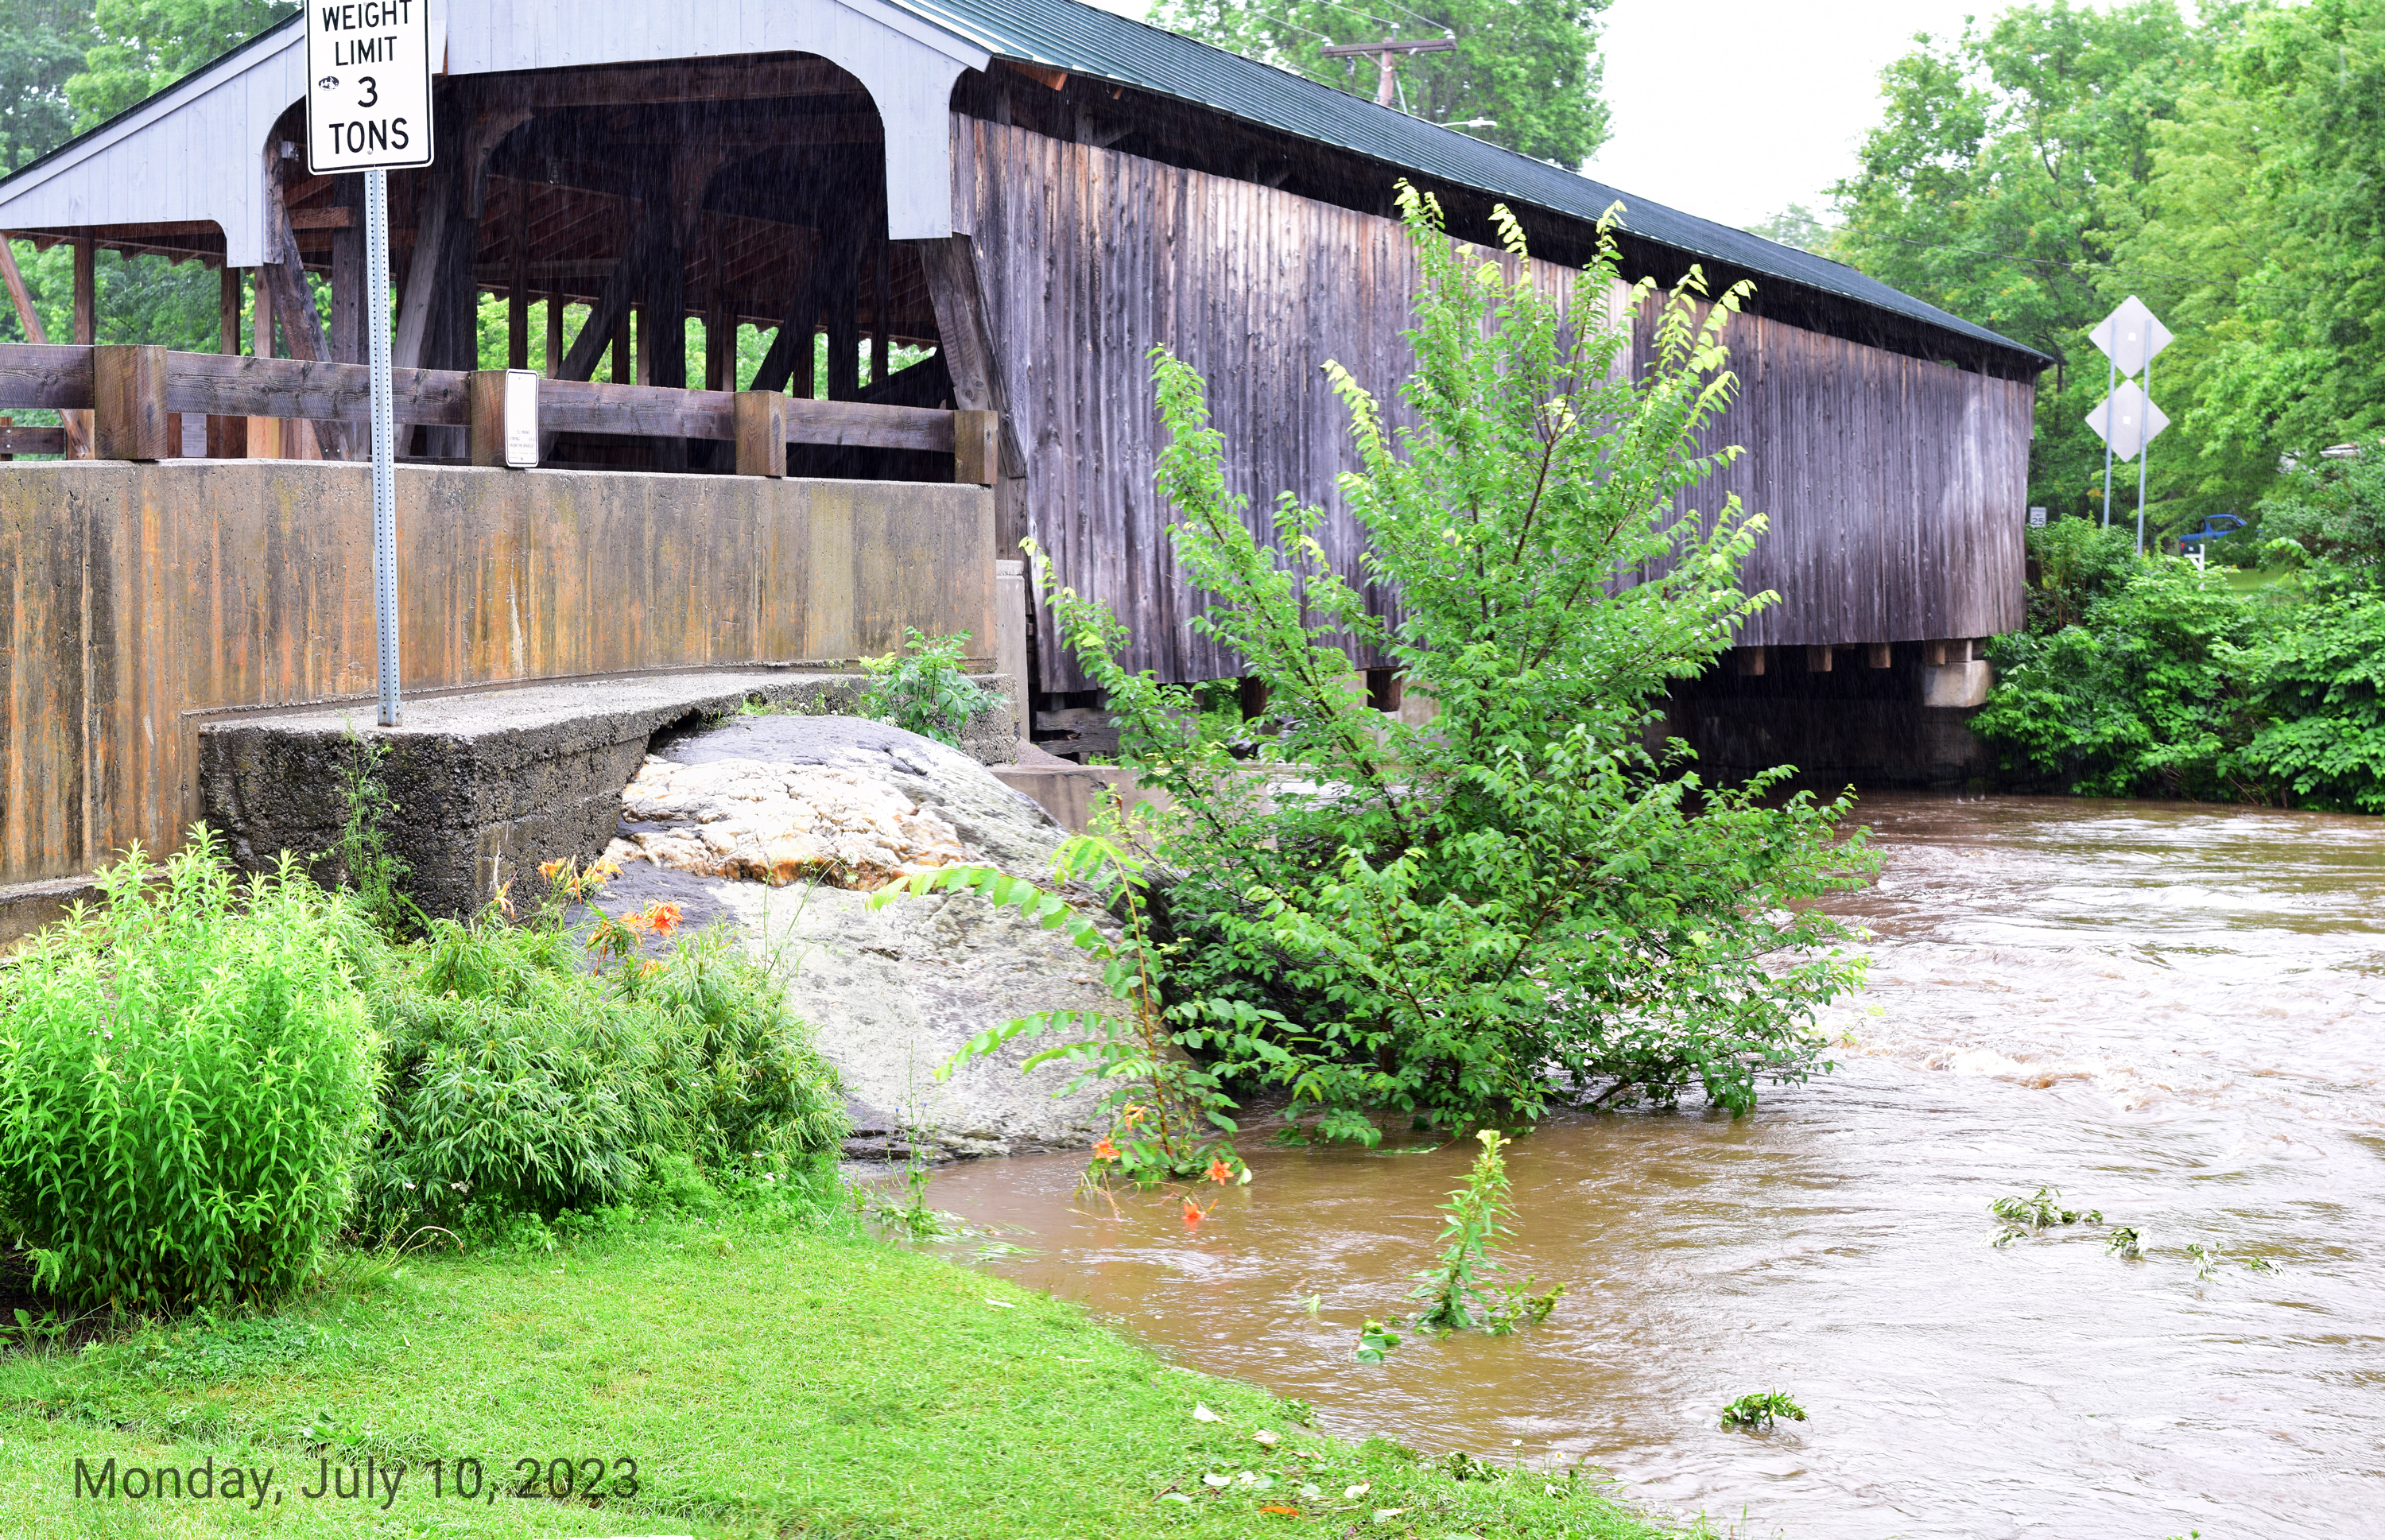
xmin=595 ymin=715 xmax=1112 ymax=1158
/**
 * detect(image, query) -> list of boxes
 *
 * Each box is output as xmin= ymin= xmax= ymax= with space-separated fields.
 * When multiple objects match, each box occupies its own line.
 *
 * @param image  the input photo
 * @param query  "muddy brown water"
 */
xmin=926 ymin=794 xmax=2385 ymax=1539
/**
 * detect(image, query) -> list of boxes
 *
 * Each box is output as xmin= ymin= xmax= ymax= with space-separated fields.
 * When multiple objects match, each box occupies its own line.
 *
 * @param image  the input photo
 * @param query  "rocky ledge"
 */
xmin=597 ymin=714 xmax=1112 ymax=1160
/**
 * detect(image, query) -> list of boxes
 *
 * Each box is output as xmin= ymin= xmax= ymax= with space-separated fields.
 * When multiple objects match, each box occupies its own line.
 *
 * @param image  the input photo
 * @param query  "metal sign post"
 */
xmin=2087 ymin=297 xmax=2174 ymax=554
xmin=306 ymin=0 xmax=435 ymax=727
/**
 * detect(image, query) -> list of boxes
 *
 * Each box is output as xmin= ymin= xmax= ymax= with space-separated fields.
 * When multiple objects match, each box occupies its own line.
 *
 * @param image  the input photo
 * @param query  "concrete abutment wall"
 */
xmin=0 ymin=460 xmax=993 ymax=937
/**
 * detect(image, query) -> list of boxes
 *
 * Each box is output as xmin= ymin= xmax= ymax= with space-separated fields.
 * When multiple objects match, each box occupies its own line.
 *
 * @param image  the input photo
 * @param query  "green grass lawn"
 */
xmin=0 ymin=1200 xmax=1693 ymax=1540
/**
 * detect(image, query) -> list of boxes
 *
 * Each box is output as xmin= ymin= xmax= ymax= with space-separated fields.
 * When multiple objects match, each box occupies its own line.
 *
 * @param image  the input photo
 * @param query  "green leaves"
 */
xmin=360 ymin=919 xmax=847 ymax=1234
xmin=1720 ymin=1391 xmax=1807 ymax=1433
xmin=1152 ymin=0 xmax=1611 ymax=166
xmin=1352 ymin=1319 xmax=1402 ymax=1364
xmin=1977 ymin=523 xmax=2385 ymax=813
xmin=1029 ymin=186 xmax=1873 ymax=1138
xmin=857 ymin=627 xmax=1006 ymax=747
xmin=0 ymin=832 xmax=377 ymax=1311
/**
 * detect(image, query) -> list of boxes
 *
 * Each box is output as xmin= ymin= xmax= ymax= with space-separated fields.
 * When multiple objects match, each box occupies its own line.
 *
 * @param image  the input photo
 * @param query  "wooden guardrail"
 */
xmin=0 ymin=343 xmax=998 ymax=483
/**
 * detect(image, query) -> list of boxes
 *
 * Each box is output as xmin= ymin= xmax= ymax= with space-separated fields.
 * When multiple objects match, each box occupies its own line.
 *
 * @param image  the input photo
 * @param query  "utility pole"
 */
xmin=1320 ymin=35 xmax=1456 ymax=108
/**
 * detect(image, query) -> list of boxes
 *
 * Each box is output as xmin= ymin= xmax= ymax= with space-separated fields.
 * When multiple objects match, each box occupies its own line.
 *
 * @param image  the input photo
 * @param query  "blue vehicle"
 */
xmin=2178 ymin=513 xmax=2246 ymax=548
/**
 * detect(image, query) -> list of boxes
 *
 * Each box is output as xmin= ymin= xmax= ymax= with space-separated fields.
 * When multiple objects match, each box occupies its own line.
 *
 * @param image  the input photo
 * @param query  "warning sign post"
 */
xmin=306 ymin=0 xmax=435 ymax=726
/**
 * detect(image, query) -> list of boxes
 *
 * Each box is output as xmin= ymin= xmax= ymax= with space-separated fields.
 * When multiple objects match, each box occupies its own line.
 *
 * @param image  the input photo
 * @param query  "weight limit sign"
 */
xmin=304 ymin=1 xmax=435 ymax=174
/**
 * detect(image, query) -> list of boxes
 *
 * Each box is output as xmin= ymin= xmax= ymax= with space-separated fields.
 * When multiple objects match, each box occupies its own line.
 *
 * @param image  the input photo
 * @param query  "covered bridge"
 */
xmin=0 ymin=0 xmax=2044 ymax=813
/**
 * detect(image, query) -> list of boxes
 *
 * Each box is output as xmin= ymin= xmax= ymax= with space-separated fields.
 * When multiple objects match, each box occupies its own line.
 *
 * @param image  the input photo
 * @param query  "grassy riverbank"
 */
xmin=0 ymin=1192 xmax=1693 ymax=1540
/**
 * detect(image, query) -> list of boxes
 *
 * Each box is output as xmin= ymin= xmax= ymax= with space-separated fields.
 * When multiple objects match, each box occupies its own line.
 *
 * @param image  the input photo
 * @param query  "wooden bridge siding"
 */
xmin=960 ymin=117 xmax=1446 ymax=688
xmin=1638 ymin=301 xmax=2031 ymax=647
xmin=961 ymin=118 xmax=2030 ymax=684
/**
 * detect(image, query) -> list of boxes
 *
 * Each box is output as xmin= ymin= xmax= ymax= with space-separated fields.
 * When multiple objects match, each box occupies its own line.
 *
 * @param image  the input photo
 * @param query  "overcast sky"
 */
xmin=1092 ymin=0 xmax=2014 ymax=235
xmin=1584 ymin=0 xmax=1999 ymax=230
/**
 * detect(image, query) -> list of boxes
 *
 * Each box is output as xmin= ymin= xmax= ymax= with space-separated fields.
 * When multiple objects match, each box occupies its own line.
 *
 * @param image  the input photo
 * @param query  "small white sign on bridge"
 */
xmin=304 ymin=1 xmax=435 ymax=174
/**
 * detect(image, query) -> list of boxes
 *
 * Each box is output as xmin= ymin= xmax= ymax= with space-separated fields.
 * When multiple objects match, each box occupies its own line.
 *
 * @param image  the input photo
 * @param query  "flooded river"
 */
xmin=928 ymin=795 xmax=2385 ymax=1539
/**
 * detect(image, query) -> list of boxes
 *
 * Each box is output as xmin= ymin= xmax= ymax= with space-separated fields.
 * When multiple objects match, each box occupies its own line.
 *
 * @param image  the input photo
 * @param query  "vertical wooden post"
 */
xmin=70 ymin=237 xmax=94 ymax=343
xmin=246 ymin=267 xmax=281 ymax=457
xmin=954 ymin=409 xmax=998 ymax=487
xmin=633 ymin=303 xmax=652 ymax=386
xmin=611 ymin=306 xmax=632 ymax=385
xmin=826 ymin=301 xmax=858 ymax=401
xmin=733 ymin=391 xmax=787 ymax=478
xmin=220 ymin=266 xmax=241 ymax=352
xmin=207 ymin=266 xmax=246 ymax=458
xmin=704 ymin=311 xmax=732 ymax=392
xmin=702 ymin=213 xmax=731 ymax=392
xmin=545 ymin=288 xmax=563 ymax=378
xmin=1863 ymin=643 xmax=1893 ymax=669
xmin=792 ymin=319 xmax=814 ymax=399
xmin=1731 ymin=646 xmax=1768 ymax=677
xmin=69 ymin=236 xmax=95 ymax=457
xmin=1803 ymin=646 xmax=1833 ymax=673
xmin=92 ymin=345 xmax=170 ymax=460
xmin=251 ymin=266 xmax=274 ymax=356
xmin=507 ymin=178 xmax=529 ymax=370
xmin=870 ymin=240 xmax=889 ymax=387
xmin=331 ymin=176 xmax=365 ymax=363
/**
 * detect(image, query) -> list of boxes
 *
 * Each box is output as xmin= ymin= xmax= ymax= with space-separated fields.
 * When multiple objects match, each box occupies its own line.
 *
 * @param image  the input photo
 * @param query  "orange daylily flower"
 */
xmin=1181 ymin=1195 xmax=1213 ymax=1225
xmin=646 ymin=901 xmax=684 ymax=935
xmin=1258 ymin=1505 xmax=1299 ymax=1517
xmin=1205 ymin=1158 xmax=1233 ymax=1185
xmin=1092 ymin=1137 xmax=1119 ymax=1162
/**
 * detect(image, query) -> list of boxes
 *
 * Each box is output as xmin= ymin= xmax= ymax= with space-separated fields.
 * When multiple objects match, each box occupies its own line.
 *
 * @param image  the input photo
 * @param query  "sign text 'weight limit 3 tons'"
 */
xmin=305 ymin=2 xmax=434 ymax=172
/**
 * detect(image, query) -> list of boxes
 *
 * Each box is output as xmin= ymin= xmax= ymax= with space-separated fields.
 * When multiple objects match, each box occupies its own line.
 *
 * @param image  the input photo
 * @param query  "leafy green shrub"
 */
xmin=2024 ymin=517 xmax=2143 ymax=630
xmin=1030 ymin=188 xmax=1874 ymax=1137
xmin=2259 ymin=444 xmax=2385 ymax=576
xmin=359 ymin=899 xmax=846 ymax=1234
xmin=0 ymin=835 xmax=378 ymax=1311
xmin=1978 ymin=558 xmax=2271 ymax=798
xmin=2236 ymin=595 xmax=2385 ymax=811
xmin=1982 ymin=537 xmax=2385 ymax=811
xmin=859 ymin=627 xmax=1005 ymax=746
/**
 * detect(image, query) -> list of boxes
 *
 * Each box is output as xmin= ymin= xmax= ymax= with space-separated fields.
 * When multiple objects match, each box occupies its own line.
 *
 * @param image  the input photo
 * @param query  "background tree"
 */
xmin=0 ymin=0 xmax=95 ymax=172
xmin=68 ymin=0 xmax=293 ymax=125
xmin=2115 ymin=0 xmax=2385 ymax=522
xmin=1828 ymin=0 xmax=2209 ymax=525
xmin=1153 ymin=0 xmax=1611 ymax=167
xmin=1745 ymin=203 xmax=1838 ymax=256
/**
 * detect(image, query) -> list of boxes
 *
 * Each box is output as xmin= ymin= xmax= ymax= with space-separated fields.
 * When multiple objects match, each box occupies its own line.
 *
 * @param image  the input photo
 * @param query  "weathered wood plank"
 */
xmin=0 ymin=425 xmax=64 ymax=456
xmin=0 ymin=343 xmax=95 ymax=409
xmin=92 ymin=345 xmax=170 ymax=460
xmin=161 ymin=352 xmax=470 ymax=425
